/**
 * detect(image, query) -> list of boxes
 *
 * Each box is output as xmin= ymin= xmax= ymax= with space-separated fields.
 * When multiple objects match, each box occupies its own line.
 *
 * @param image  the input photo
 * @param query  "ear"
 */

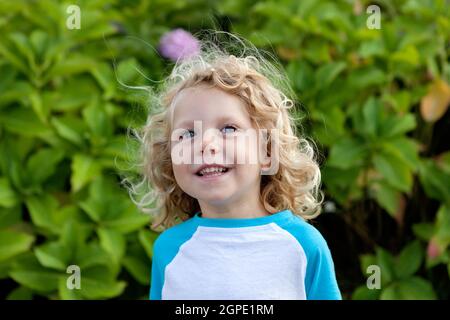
xmin=259 ymin=143 xmax=279 ymax=176
xmin=257 ymin=128 xmax=279 ymax=175
xmin=260 ymin=155 xmax=272 ymax=174
xmin=258 ymin=136 xmax=272 ymax=174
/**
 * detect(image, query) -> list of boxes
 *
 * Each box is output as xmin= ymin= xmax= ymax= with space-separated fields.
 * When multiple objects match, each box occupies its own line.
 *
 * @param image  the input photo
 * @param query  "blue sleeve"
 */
xmin=281 ymin=218 xmax=341 ymax=300
xmin=304 ymin=231 xmax=342 ymax=300
xmin=149 ymin=236 xmax=163 ymax=300
xmin=148 ymin=221 xmax=199 ymax=300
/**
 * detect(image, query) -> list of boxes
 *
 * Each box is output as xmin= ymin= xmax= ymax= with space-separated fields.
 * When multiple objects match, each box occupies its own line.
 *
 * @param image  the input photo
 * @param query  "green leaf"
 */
xmin=75 ymin=243 xmax=111 ymax=270
xmin=286 ymin=60 xmax=314 ymax=92
xmin=71 ymin=12 xmax=118 ymax=42
xmin=79 ymin=176 xmax=150 ymax=232
xmin=50 ymin=77 xmax=99 ymax=112
xmin=360 ymin=253 xmax=377 ymax=276
xmin=372 ymin=181 xmax=402 ymax=217
xmin=358 ymin=38 xmax=386 ymax=58
xmin=395 ymin=241 xmax=423 ymax=279
xmin=78 ymin=198 xmax=103 ymax=223
xmin=412 ymin=223 xmax=435 ymax=241
xmin=0 ymin=260 xmax=10 ymax=279
xmin=98 ymin=227 xmax=126 ymax=264
xmin=381 ymin=277 xmax=437 ymax=300
xmin=25 ymin=194 xmax=58 ymax=233
xmin=383 ymin=90 xmax=412 ymax=113
xmin=0 ymin=80 xmax=33 ymax=107
xmin=9 ymin=33 xmax=35 ymax=71
xmin=351 ymin=285 xmax=380 ymax=300
xmin=311 ymin=107 xmax=346 ymax=146
xmin=116 ymin=58 xmax=141 ymax=84
xmin=29 ymin=30 xmax=48 ymax=59
xmin=372 ymin=152 xmax=413 ymax=193
xmin=380 ymin=281 xmax=400 ymax=300
xmin=9 ymin=254 xmax=60 ymax=293
xmin=82 ymin=99 xmax=113 ymax=139
xmin=35 ymin=242 xmax=70 ymax=271
xmin=29 ymin=91 xmax=49 ymax=124
xmin=58 ymin=276 xmax=83 ymax=300
xmin=436 ymin=205 xmax=450 ymax=242
xmin=49 ymin=56 xmax=96 ymax=78
xmin=138 ymin=229 xmax=159 ymax=260
xmin=380 ymin=138 xmax=420 ymax=172
xmin=314 ymin=61 xmax=346 ymax=90
xmin=26 ymin=148 xmax=65 ymax=185
xmin=102 ymin=211 xmax=150 ymax=234
xmin=418 ymin=159 xmax=450 ymax=202
xmin=100 ymin=135 xmax=136 ymax=161
xmin=0 ymin=40 xmax=28 ymax=73
xmin=0 ymin=230 xmax=34 ymax=262
xmin=0 ymin=107 xmax=52 ymax=137
xmin=327 ymin=137 xmax=367 ymax=169
xmin=71 ymin=154 xmax=102 ymax=192
xmin=7 ymin=286 xmax=34 ymax=300
xmin=0 ymin=64 xmax=18 ymax=93
xmin=75 ymin=266 xmax=126 ymax=299
xmin=376 ymin=247 xmax=395 ymax=286
xmin=0 ymin=135 xmax=32 ymax=193
xmin=90 ymin=62 xmax=116 ymax=100
xmin=362 ymin=97 xmax=380 ymax=138
xmin=321 ymin=165 xmax=362 ymax=204
xmin=436 ymin=151 xmax=450 ymax=174
xmin=0 ymin=177 xmax=18 ymax=208
xmin=0 ymin=206 xmax=22 ymax=229
xmin=390 ymin=45 xmax=420 ymax=67
xmin=61 ymin=221 xmax=91 ymax=254
xmin=347 ymin=67 xmax=386 ymax=90
xmin=123 ymin=255 xmax=150 ymax=285
xmin=380 ymin=114 xmax=416 ymax=138
xmin=51 ymin=115 xmax=87 ymax=146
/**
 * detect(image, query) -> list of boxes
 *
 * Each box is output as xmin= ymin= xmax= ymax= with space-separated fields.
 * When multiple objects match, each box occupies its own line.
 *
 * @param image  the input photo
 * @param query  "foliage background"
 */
xmin=0 ymin=0 xmax=449 ymax=299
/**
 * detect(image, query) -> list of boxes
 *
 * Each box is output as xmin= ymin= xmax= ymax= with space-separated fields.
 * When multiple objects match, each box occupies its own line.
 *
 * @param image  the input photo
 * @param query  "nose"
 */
xmin=201 ymin=128 xmax=221 ymax=156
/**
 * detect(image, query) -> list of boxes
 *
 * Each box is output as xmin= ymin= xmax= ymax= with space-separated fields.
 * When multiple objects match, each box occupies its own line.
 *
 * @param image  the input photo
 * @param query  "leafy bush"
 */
xmin=0 ymin=0 xmax=449 ymax=299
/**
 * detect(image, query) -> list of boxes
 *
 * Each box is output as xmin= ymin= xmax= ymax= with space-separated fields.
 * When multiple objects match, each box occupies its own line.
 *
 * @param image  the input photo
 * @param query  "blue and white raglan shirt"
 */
xmin=149 ymin=209 xmax=341 ymax=300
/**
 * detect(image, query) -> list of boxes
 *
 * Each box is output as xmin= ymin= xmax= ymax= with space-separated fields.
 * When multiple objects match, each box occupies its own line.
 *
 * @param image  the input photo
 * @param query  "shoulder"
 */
xmin=278 ymin=212 xmax=342 ymax=299
xmin=152 ymin=217 xmax=199 ymax=259
xmin=279 ymin=213 xmax=331 ymax=259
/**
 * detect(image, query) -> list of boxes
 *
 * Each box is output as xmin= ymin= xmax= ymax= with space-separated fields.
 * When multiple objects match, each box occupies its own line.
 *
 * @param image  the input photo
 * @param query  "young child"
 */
xmin=129 ymin=34 xmax=341 ymax=300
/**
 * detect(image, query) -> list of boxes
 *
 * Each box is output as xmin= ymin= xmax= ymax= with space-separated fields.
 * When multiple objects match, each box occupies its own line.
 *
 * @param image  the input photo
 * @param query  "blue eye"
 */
xmin=179 ymin=129 xmax=195 ymax=141
xmin=221 ymin=125 xmax=237 ymax=134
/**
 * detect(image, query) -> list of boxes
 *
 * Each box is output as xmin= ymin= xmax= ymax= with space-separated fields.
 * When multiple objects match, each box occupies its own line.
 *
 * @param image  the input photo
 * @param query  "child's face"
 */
xmin=170 ymin=85 xmax=267 ymax=210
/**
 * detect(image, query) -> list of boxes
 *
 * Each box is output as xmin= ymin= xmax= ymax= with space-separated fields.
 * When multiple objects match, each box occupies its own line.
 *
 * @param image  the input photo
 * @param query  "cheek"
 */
xmin=228 ymin=135 xmax=262 ymax=166
xmin=172 ymin=164 xmax=201 ymax=199
xmin=172 ymin=164 xmax=191 ymax=185
xmin=233 ymin=162 xmax=261 ymax=182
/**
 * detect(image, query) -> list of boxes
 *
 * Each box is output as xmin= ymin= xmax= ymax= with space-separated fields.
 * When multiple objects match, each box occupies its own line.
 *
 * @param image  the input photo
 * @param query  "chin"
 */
xmin=197 ymin=193 xmax=234 ymax=206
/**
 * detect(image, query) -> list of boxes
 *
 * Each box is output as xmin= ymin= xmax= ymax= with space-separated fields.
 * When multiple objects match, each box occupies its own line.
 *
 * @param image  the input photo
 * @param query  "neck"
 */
xmin=198 ymin=198 xmax=270 ymax=219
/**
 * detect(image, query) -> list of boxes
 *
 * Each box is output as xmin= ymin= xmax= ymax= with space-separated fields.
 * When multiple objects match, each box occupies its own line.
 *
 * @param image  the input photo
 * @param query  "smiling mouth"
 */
xmin=195 ymin=166 xmax=231 ymax=177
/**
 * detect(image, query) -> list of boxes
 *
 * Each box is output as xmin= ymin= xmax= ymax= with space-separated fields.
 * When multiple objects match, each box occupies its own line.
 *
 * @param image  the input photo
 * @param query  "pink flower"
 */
xmin=427 ymin=238 xmax=441 ymax=259
xmin=158 ymin=28 xmax=200 ymax=62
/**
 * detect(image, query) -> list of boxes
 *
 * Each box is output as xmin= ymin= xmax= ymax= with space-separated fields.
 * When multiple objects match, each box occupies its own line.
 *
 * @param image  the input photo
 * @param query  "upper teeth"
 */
xmin=199 ymin=167 xmax=227 ymax=175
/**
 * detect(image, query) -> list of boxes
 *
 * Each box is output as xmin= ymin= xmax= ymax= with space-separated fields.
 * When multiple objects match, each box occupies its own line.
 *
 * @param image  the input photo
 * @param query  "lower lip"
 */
xmin=195 ymin=169 xmax=231 ymax=182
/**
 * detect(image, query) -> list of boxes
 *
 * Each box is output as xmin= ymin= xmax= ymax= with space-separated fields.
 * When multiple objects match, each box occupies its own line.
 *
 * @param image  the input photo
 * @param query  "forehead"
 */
xmin=171 ymin=85 xmax=251 ymax=128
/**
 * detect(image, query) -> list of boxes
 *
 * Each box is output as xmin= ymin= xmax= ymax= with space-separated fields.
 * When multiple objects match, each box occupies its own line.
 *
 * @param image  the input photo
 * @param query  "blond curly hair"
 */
xmin=124 ymin=31 xmax=323 ymax=231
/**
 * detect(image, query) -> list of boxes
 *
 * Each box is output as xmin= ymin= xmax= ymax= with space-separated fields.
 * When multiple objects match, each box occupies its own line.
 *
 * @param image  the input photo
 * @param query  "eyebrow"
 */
xmin=173 ymin=119 xmax=195 ymax=129
xmin=173 ymin=115 xmax=245 ymax=129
